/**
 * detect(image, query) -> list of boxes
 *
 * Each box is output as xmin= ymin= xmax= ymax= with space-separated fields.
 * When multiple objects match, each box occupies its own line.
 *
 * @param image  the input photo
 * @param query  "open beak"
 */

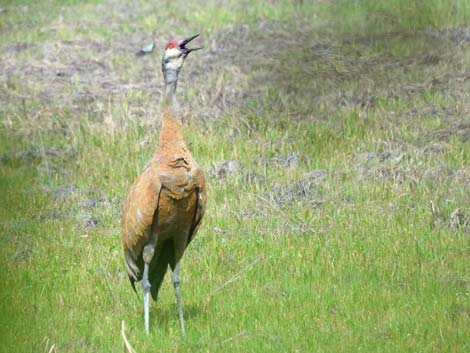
xmin=178 ymin=34 xmax=203 ymax=54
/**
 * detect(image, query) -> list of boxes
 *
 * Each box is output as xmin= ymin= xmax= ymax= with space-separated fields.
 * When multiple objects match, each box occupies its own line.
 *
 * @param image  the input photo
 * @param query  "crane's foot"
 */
xmin=173 ymin=262 xmax=186 ymax=339
xmin=142 ymin=262 xmax=151 ymax=334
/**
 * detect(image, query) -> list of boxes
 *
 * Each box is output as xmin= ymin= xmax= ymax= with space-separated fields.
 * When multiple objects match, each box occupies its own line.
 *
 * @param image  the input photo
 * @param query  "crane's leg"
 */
xmin=142 ymin=261 xmax=151 ymax=333
xmin=142 ymin=242 xmax=156 ymax=334
xmin=172 ymin=262 xmax=186 ymax=339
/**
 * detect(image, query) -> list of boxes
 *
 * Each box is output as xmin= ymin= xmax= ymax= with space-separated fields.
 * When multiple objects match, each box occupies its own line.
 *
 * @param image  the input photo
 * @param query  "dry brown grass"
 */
xmin=3 ymin=21 xmax=470 ymax=128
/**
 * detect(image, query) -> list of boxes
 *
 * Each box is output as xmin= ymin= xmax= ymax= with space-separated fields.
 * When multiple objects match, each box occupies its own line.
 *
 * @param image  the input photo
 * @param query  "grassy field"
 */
xmin=1 ymin=0 xmax=469 ymax=352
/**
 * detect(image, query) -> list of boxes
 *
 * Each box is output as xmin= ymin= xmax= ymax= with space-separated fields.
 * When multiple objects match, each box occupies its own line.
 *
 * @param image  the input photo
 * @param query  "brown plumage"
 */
xmin=121 ymin=34 xmax=206 ymax=336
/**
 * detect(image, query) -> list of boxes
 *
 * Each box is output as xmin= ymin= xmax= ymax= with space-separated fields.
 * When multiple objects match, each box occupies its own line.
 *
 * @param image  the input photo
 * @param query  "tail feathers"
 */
xmin=124 ymin=248 xmax=141 ymax=290
xmin=149 ymin=240 xmax=175 ymax=301
xmin=129 ymin=277 xmax=137 ymax=294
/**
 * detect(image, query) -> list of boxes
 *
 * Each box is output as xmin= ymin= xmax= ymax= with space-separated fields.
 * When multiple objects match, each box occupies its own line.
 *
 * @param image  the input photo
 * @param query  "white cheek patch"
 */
xmin=165 ymin=48 xmax=181 ymax=59
xmin=163 ymin=48 xmax=185 ymax=71
xmin=166 ymin=59 xmax=184 ymax=71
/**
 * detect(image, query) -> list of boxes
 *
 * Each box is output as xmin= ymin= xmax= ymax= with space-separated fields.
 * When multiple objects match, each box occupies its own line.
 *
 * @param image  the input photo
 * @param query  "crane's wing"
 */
xmin=187 ymin=169 xmax=207 ymax=247
xmin=121 ymin=165 xmax=162 ymax=286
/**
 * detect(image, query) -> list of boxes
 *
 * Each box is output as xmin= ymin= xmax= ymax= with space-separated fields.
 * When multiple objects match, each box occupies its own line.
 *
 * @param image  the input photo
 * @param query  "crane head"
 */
xmin=162 ymin=34 xmax=202 ymax=74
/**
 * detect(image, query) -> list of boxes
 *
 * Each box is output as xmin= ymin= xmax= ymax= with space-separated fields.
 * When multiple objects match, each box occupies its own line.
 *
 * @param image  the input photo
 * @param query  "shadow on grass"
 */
xmin=150 ymin=301 xmax=205 ymax=327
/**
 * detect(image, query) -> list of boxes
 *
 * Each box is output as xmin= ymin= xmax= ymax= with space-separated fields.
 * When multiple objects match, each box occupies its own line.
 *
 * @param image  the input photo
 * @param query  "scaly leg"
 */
xmin=142 ymin=262 xmax=151 ymax=333
xmin=142 ymin=242 xmax=156 ymax=334
xmin=172 ymin=262 xmax=186 ymax=338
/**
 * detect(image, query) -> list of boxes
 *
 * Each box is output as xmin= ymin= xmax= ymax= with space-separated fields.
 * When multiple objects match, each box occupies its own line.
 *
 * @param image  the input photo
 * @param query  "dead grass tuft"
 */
xmin=2 ymin=21 xmax=469 ymax=135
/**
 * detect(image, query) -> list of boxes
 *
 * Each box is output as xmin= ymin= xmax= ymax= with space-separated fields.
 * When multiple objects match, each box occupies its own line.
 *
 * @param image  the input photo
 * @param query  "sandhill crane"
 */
xmin=121 ymin=34 xmax=206 ymax=337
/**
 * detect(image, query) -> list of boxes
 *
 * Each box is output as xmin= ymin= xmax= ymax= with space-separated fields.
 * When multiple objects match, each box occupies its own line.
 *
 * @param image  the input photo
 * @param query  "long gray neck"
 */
xmin=163 ymin=67 xmax=180 ymax=112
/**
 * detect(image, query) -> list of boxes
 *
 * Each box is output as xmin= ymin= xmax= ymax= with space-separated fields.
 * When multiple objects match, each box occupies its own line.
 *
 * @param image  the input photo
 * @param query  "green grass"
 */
xmin=1 ymin=0 xmax=470 ymax=352
xmin=3 ymin=0 xmax=467 ymax=45
xmin=325 ymin=0 xmax=470 ymax=33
